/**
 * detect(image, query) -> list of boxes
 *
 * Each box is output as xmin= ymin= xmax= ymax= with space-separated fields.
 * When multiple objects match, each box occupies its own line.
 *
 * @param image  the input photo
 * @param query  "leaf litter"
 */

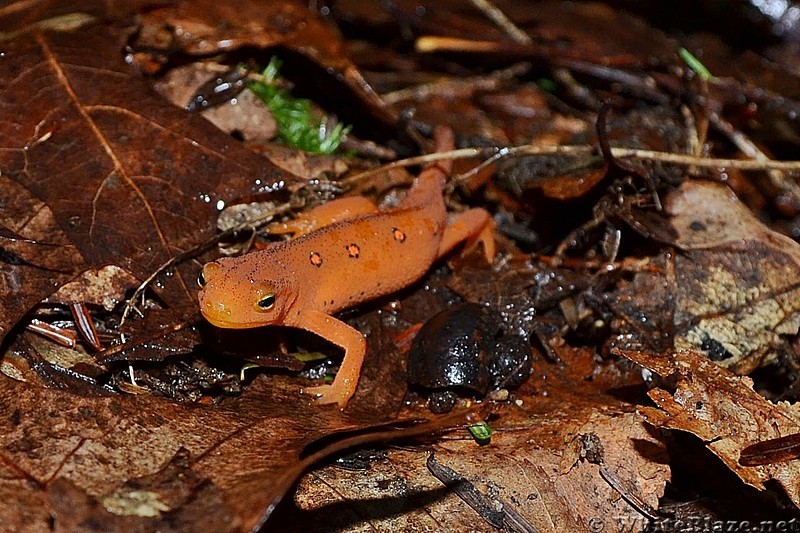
xmin=2 ymin=0 xmax=800 ymax=531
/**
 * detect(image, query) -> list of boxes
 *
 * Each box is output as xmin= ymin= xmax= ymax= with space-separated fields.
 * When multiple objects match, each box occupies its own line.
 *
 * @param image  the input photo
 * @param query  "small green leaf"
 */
xmin=467 ymin=419 xmax=492 ymax=444
xmin=678 ymin=47 xmax=714 ymax=81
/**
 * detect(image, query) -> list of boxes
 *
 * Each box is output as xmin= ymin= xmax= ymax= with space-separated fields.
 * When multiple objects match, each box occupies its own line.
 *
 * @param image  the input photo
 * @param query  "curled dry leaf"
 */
xmin=614 ymin=180 xmax=800 ymax=373
xmin=134 ymin=0 xmax=397 ymax=132
xmin=619 ymin=348 xmax=800 ymax=508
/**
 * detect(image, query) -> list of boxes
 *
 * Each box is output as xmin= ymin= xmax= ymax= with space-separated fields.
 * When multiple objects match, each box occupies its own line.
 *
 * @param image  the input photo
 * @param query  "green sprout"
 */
xmin=248 ymin=57 xmax=351 ymax=154
xmin=291 ymin=351 xmax=329 ymax=363
xmin=467 ymin=419 xmax=492 ymax=445
xmin=678 ymin=47 xmax=714 ymax=81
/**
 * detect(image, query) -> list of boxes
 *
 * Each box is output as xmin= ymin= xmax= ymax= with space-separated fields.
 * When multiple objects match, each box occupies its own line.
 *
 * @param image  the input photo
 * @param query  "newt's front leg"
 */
xmin=298 ymin=309 xmax=367 ymax=407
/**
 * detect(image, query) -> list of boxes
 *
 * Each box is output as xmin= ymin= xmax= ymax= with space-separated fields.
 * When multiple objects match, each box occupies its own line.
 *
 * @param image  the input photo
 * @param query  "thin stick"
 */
xmin=348 ymin=143 xmax=800 ymax=187
xmin=382 ymin=63 xmax=529 ymax=105
xmin=607 ymin=147 xmax=800 ymax=171
xmin=708 ymin=111 xmax=800 ymax=198
xmin=468 ymin=0 xmax=531 ymax=44
xmin=338 ymin=147 xmax=489 ymax=186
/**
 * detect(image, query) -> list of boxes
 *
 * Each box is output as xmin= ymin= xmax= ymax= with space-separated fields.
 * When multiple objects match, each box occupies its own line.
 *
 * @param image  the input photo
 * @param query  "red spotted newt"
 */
xmin=198 ymin=127 xmax=495 ymax=407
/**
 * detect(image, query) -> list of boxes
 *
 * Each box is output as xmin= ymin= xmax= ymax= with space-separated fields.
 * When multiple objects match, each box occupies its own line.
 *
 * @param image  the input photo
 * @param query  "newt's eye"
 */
xmin=255 ymin=293 xmax=276 ymax=311
xmin=197 ymin=272 xmax=206 ymax=288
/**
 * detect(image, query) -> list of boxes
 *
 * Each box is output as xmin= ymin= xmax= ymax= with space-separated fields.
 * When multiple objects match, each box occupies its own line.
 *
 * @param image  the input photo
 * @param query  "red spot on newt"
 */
xmin=392 ymin=227 xmax=406 ymax=243
xmin=197 ymin=127 xmax=495 ymax=408
xmin=346 ymin=243 xmax=360 ymax=258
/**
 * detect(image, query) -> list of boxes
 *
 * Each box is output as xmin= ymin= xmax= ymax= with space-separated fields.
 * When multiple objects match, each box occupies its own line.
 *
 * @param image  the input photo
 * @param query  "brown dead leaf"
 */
xmin=134 ymin=0 xmax=397 ymax=135
xmin=613 ymin=180 xmax=800 ymax=373
xmin=0 ymin=176 xmax=86 ymax=342
xmin=293 ymin=377 xmax=668 ymax=532
xmin=0 ymin=18 xmax=302 ymax=344
xmin=620 ymin=349 xmax=800 ymax=508
xmin=0 ymin=371 xmax=455 ymax=531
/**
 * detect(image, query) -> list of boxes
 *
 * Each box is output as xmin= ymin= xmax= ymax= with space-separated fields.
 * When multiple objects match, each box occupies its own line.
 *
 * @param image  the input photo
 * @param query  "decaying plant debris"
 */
xmin=3 ymin=1 xmax=800 ymax=531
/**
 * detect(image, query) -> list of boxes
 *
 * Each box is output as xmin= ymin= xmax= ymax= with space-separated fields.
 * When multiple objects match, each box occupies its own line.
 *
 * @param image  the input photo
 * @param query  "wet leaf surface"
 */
xmin=0 ymin=17 xmax=301 ymax=343
xmin=4 ymin=0 xmax=800 ymax=530
xmin=0 ymin=371 xmax=424 ymax=531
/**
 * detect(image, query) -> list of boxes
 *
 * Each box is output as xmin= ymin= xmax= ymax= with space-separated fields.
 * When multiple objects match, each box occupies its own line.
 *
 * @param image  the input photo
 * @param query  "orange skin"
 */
xmin=198 ymin=128 xmax=495 ymax=407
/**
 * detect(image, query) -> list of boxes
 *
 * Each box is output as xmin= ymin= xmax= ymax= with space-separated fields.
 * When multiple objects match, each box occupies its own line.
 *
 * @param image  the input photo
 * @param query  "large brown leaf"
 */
xmin=0 ymin=370 xmax=354 ymax=531
xmin=0 ymin=18 xmax=301 ymax=342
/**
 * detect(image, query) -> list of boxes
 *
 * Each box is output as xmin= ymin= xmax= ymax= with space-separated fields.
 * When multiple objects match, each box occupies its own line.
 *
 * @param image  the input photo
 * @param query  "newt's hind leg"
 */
xmin=269 ymin=196 xmax=379 ymax=238
xmin=437 ymin=208 xmax=495 ymax=263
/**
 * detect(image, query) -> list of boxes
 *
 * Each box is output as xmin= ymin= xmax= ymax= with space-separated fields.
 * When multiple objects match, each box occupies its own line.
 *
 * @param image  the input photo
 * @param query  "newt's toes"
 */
xmin=302 ymin=384 xmax=352 ymax=408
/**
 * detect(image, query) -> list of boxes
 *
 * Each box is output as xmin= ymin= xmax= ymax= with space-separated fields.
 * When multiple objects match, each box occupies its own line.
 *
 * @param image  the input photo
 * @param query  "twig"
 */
xmin=427 ymin=453 xmax=539 ymax=532
xmin=606 ymin=147 xmax=800 ymax=171
xmin=382 ymin=63 xmax=530 ymax=105
xmin=468 ymin=0 xmax=531 ymax=44
xmin=339 ymin=148 xmax=489 ymax=187
xmin=426 ymin=453 xmax=504 ymax=528
xmin=599 ymin=465 xmax=660 ymax=522
xmin=416 ymin=36 xmax=502 ymax=54
xmin=708 ymin=111 xmax=800 ymax=199
xmin=342 ymin=142 xmax=800 ymax=192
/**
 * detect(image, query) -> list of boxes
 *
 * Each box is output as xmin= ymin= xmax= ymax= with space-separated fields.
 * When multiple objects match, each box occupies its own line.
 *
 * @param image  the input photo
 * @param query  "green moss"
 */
xmin=249 ymin=57 xmax=351 ymax=154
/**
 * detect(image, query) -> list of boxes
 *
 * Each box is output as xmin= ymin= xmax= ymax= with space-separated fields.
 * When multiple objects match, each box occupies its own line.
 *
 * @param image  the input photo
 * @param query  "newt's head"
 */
xmin=197 ymin=256 xmax=298 ymax=329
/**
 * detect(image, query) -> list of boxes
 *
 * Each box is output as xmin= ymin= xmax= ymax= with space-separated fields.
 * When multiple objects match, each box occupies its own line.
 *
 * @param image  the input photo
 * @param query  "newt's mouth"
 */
xmin=198 ymin=297 xmax=261 ymax=329
xmin=200 ymin=313 xmax=261 ymax=329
